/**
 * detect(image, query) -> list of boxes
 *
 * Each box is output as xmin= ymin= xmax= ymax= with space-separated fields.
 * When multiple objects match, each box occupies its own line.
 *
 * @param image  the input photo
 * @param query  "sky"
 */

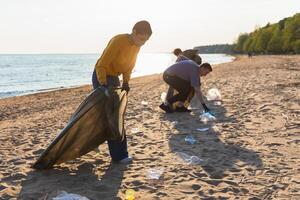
xmin=1 ymin=0 xmax=300 ymax=54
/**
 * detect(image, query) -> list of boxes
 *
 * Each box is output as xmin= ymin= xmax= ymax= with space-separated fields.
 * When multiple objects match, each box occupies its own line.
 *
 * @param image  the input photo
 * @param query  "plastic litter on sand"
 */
xmin=196 ymin=127 xmax=209 ymax=132
xmin=141 ymin=101 xmax=148 ymax=105
xmin=146 ymin=168 xmax=165 ymax=179
xmin=174 ymin=152 xmax=203 ymax=165
xmin=131 ymin=128 xmax=140 ymax=134
xmin=206 ymin=88 xmax=221 ymax=101
xmin=52 ymin=191 xmax=90 ymax=200
xmin=170 ymin=121 xmax=178 ymax=128
xmin=185 ymin=135 xmax=197 ymax=144
xmin=200 ymin=112 xmax=216 ymax=123
xmin=125 ymin=189 xmax=135 ymax=200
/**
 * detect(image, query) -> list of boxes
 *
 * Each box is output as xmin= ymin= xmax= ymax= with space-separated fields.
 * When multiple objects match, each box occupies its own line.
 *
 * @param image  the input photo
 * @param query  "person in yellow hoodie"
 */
xmin=92 ymin=20 xmax=152 ymax=164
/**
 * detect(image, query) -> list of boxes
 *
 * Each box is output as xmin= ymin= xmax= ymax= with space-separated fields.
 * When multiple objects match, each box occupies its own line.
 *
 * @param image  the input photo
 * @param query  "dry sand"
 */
xmin=0 ymin=55 xmax=299 ymax=200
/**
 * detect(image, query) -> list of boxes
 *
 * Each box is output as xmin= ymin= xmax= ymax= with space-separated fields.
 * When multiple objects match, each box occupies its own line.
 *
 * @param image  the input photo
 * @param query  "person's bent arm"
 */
xmin=194 ymin=86 xmax=210 ymax=112
xmin=194 ymin=87 xmax=205 ymax=104
xmin=95 ymin=63 xmax=107 ymax=86
xmin=122 ymin=53 xmax=138 ymax=92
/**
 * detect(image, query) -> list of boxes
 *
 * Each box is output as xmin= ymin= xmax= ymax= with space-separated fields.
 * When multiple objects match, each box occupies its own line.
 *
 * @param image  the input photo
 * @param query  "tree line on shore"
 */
xmin=194 ymin=44 xmax=234 ymax=54
xmin=194 ymin=13 xmax=300 ymax=55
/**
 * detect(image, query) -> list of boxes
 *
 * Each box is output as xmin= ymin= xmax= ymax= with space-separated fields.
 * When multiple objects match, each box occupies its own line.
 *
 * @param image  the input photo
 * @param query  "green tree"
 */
xmin=283 ymin=14 xmax=300 ymax=52
xmin=243 ymin=37 xmax=253 ymax=53
xmin=234 ymin=33 xmax=249 ymax=53
xmin=293 ymin=40 xmax=300 ymax=53
xmin=278 ymin=18 xmax=287 ymax=30
xmin=267 ymin=26 xmax=284 ymax=54
xmin=254 ymin=28 xmax=273 ymax=53
xmin=234 ymin=12 xmax=300 ymax=54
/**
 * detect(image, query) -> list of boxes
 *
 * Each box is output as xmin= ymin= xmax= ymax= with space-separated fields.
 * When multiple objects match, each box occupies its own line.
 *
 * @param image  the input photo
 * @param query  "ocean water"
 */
xmin=0 ymin=53 xmax=234 ymax=99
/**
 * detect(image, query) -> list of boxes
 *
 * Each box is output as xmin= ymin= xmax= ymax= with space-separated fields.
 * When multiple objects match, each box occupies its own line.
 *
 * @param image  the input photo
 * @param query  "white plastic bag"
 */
xmin=206 ymin=88 xmax=221 ymax=101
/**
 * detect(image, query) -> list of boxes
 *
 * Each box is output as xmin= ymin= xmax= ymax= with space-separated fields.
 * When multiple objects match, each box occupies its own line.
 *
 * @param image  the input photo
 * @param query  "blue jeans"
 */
xmin=92 ymin=69 xmax=129 ymax=161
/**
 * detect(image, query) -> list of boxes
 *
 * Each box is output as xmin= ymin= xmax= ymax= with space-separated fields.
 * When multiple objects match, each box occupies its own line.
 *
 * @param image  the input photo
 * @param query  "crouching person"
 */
xmin=159 ymin=61 xmax=212 ymax=113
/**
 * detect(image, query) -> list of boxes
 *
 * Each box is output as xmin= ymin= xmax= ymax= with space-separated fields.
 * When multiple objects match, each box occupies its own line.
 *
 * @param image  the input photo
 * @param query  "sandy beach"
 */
xmin=0 ymin=55 xmax=299 ymax=199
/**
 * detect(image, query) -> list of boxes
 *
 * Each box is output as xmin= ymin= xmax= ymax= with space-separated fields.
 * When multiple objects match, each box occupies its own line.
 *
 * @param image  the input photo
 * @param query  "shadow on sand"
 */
xmin=18 ymin=160 xmax=127 ymax=200
xmin=159 ymin=100 xmax=263 ymax=179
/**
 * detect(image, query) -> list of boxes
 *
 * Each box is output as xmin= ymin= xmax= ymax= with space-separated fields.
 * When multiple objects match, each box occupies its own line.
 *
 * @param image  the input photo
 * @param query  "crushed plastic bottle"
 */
xmin=141 ymin=101 xmax=148 ymax=105
xmin=53 ymin=191 xmax=89 ymax=200
xmin=174 ymin=152 xmax=203 ymax=165
xmin=146 ymin=168 xmax=164 ymax=179
xmin=185 ymin=135 xmax=196 ymax=144
xmin=200 ymin=112 xmax=216 ymax=123
xmin=206 ymin=88 xmax=221 ymax=101
xmin=125 ymin=189 xmax=135 ymax=200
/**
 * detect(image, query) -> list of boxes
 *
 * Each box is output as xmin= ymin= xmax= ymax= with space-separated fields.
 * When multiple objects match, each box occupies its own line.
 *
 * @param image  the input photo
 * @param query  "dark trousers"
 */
xmin=166 ymin=86 xmax=174 ymax=100
xmin=92 ymin=69 xmax=128 ymax=161
xmin=163 ymin=72 xmax=192 ymax=105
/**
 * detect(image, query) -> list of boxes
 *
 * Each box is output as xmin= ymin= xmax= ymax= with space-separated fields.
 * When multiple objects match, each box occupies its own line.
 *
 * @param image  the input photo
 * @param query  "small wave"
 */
xmin=0 ymin=89 xmax=37 ymax=99
xmin=0 ymin=85 xmax=88 ymax=99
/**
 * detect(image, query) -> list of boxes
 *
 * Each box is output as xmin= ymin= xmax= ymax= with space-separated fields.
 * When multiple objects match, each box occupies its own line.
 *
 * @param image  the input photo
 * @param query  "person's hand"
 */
xmin=100 ymin=83 xmax=109 ymax=96
xmin=122 ymin=82 xmax=130 ymax=92
xmin=202 ymin=103 xmax=210 ymax=113
xmin=100 ymin=83 xmax=107 ymax=88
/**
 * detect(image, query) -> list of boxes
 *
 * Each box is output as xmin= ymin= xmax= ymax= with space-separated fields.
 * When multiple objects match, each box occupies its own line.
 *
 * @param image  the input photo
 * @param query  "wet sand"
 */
xmin=0 ymin=55 xmax=299 ymax=199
